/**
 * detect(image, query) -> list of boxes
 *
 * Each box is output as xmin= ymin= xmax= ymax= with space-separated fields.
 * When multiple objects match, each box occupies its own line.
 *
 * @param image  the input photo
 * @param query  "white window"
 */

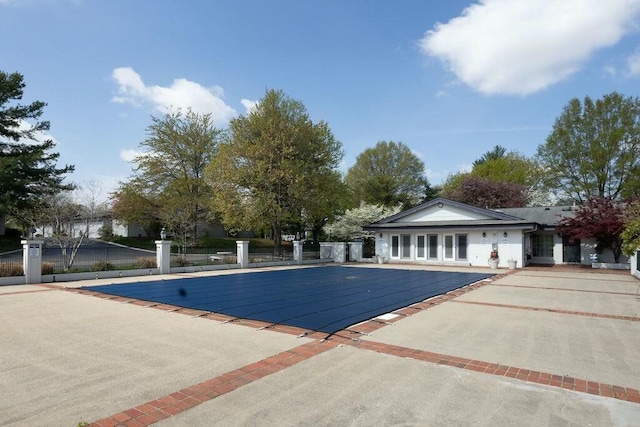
xmin=428 ymin=234 xmax=438 ymax=260
xmin=391 ymin=235 xmax=399 ymax=258
xmin=417 ymin=235 xmax=426 ymax=259
xmin=532 ymin=234 xmax=553 ymax=258
xmin=456 ymin=234 xmax=468 ymax=260
xmin=401 ymin=234 xmax=411 ymax=259
xmin=444 ymin=235 xmax=454 ymax=260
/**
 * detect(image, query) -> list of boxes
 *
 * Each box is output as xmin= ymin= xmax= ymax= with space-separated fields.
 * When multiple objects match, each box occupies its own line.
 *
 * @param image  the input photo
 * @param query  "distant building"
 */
xmin=365 ymin=198 xmax=627 ymax=268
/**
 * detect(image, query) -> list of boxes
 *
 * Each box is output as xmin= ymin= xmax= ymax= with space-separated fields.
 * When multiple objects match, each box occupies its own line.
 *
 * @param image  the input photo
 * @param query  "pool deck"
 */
xmin=1 ymin=264 xmax=639 ymax=426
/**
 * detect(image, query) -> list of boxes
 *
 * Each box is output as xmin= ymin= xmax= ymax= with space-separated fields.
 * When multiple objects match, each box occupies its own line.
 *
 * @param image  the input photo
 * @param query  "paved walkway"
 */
xmin=1 ymin=265 xmax=639 ymax=426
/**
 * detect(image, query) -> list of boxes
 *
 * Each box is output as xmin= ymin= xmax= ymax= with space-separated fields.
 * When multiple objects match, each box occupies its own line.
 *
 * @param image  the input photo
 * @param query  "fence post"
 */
xmin=22 ymin=239 xmax=43 ymax=284
xmin=236 ymin=240 xmax=249 ymax=268
xmin=293 ymin=240 xmax=303 ymax=264
xmin=155 ymin=240 xmax=172 ymax=274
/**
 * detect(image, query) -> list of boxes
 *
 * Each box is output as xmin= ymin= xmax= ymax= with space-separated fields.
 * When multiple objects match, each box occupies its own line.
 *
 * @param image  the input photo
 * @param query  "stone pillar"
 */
xmin=237 ymin=240 xmax=249 ymax=268
xmin=319 ymin=242 xmax=332 ymax=260
xmin=375 ymin=237 xmax=389 ymax=263
xmin=22 ymin=240 xmax=43 ymax=284
xmin=332 ymin=242 xmax=347 ymax=263
xmin=293 ymin=240 xmax=303 ymax=264
xmin=349 ymin=241 xmax=363 ymax=262
xmin=155 ymin=240 xmax=172 ymax=274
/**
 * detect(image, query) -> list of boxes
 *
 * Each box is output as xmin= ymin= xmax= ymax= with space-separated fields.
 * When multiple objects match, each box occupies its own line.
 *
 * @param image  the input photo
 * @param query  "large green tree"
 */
xmin=442 ymin=149 xmax=543 ymax=207
xmin=442 ymin=175 xmax=529 ymax=209
xmin=622 ymin=199 xmax=640 ymax=256
xmin=346 ymin=141 xmax=428 ymax=209
xmin=207 ymin=89 xmax=345 ymax=252
xmin=110 ymin=181 xmax=162 ymax=238
xmin=472 ymin=145 xmax=507 ymax=167
xmin=115 ymin=108 xmax=222 ymax=246
xmin=0 ymin=71 xmax=74 ymax=233
xmin=537 ymin=92 xmax=640 ymax=203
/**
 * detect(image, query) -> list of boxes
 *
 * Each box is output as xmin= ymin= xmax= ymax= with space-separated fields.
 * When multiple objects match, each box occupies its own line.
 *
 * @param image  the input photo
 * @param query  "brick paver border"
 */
xmin=451 ymin=299 xmax=640 ymax=322
xmin=491 ymin=283 xmax=638 ymax=296
xmin=88 ymin=341 xmax=336 ymax=427
xmin=340 ymin=339 xmax=640 ymax=404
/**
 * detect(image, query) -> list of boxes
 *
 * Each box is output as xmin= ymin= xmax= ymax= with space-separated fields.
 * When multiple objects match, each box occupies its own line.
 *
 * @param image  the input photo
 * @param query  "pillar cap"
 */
xmin=21 ymin=239 xmax=44 ymax=245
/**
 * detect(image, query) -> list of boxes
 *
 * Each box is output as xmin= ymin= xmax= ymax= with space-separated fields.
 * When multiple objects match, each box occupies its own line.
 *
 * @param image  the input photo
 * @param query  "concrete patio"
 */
xmin=1 ymin=265 xmax=638 ymax=426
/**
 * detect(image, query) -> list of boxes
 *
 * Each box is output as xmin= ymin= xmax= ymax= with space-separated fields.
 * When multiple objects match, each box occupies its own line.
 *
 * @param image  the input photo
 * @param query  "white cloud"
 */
xmin=2 ymin=120 xmax=59 ymax=146
xmin=420 ymin=0 xmax=640 ymax=95
xmin=626 ymin=50 xmax=640 ymax=77
xmin=240 ymin=98 xmax=258 ymax=114
xmin=603 ymin=65 xmax=618 ymax=78
xmin=119 ymin=148 xmax=142 ymax=162
xmin=111 ymin=67 xmax=237 ymax=126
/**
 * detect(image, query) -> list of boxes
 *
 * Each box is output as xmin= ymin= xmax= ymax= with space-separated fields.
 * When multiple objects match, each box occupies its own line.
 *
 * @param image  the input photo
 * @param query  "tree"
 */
xmin=20 ymin=192 xmax=93 ymax=271
xmin=442 ymin=149 xmax=545 ymax=207
xmin=208 ymin=89 xmax=345 ymax=253
xmin=346 ymin=141 xmax=428 ymax=209
xmin=423 ymin=183 xmax=442 ymax=203
xmin=622 ymin=199 xmax=640 ymax=256
xmin=441 ymin=175 xmax=528 ymax=209
xmin=116 ymin=108 xmax=222 ymax=247
xmin=537 ymin=92 xmax=640 ymax=203
xmin=300 ymin=170 xmax=350 ymax=242
xmin=325 ymin=202 xmax=401 ymax=241
xmin=110 ymin=182 xmax=161 ymax=238
xmin=557 ymin=197 xmax=625 ymax=263
xmin=471 ymin=152 xmax=542 ymax=187
xmin=473 ymin=145 xmax=507 ymax=167
xmin=0 ymin=71 xmax=74 ymax=232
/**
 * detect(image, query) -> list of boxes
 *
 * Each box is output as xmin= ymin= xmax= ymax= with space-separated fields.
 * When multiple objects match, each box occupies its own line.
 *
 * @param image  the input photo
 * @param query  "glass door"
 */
xmin=444 ymin=234 xmax=454 ymax=261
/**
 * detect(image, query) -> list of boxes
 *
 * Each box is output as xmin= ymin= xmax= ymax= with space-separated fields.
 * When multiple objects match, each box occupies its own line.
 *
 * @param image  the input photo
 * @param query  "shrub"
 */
xmin=173 ymin=257 xmax=188 ymax=267
xmin=137 ymin=257 xmax=156 ymax=269
xmin=0 ymin=263 xmax=23 ymax=277
xmin=41 ymin=262 xmax=54 ymax=275
xmin=91 ymin=261 xmax=115 ymax=272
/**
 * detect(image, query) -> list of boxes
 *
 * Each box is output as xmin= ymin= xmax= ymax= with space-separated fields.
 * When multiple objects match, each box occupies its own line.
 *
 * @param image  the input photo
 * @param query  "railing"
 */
xmin=0 ymin=249 xmax=23 ymax=277
xmin=41 ymin=245 xmax=155 ymax=273
xmin=170 ymin=246 xmax=237 ymax=267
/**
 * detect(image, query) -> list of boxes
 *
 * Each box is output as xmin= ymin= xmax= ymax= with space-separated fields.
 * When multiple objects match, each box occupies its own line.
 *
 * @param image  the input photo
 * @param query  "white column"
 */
xmin=293 ymin=240 xmax=303 ymax=264
xmin=155 ymin=240 xmax=172 ymax=274
xmin=349 ymin=241 xmax=363 ymax=262
xmin=319 ymin=242 xmax=332 ymax=259
xmin=332 ymin=242 xmax=347 ymax=263
xmin=22 ymin=240 xmax=43 ymax=284
xmin=236 ymin=240 xmax=249 ymax=268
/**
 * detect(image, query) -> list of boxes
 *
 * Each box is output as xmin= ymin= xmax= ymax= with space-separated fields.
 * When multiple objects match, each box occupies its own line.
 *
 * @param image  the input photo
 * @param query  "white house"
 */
xmin=364 ymin=198 xmax=626 ymax=269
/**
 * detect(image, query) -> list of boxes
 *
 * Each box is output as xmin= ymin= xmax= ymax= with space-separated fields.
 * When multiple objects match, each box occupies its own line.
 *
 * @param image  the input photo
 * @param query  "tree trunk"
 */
xmin=273 ymin=222 xmax=282 ymax=255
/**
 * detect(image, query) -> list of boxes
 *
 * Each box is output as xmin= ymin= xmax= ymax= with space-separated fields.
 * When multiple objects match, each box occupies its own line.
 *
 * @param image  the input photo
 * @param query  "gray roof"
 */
xmin=373 ymin=198 xmax=521 ymax=224
xmin=364 ymin=198 xmax=576 ymax=232
xmin=364 ymin=219 xmax=537 ymax=231
xmin=497 ymin=206 xmax=576 ymax=227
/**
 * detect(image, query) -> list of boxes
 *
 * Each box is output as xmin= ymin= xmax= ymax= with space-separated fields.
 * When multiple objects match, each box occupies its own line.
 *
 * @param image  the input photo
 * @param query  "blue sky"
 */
xmin=2 ymin=0 xmax=640 ymax=200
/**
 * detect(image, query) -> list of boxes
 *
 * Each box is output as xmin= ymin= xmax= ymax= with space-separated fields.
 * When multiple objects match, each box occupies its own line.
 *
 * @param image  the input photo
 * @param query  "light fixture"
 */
xmin=160 ymin=227 xmax=167 ymax=240
xmin=437 ymin=202 xmax=444 ymax=208
xmin=482 ymin=232 xmax=486 ymax=238
xmin=503 ymin=232 xmax=508 ymax=238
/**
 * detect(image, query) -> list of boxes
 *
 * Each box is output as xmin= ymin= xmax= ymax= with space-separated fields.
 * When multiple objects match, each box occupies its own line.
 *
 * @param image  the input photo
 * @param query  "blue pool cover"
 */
xmin=84 ymin=266 xmax=492 ymax=334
